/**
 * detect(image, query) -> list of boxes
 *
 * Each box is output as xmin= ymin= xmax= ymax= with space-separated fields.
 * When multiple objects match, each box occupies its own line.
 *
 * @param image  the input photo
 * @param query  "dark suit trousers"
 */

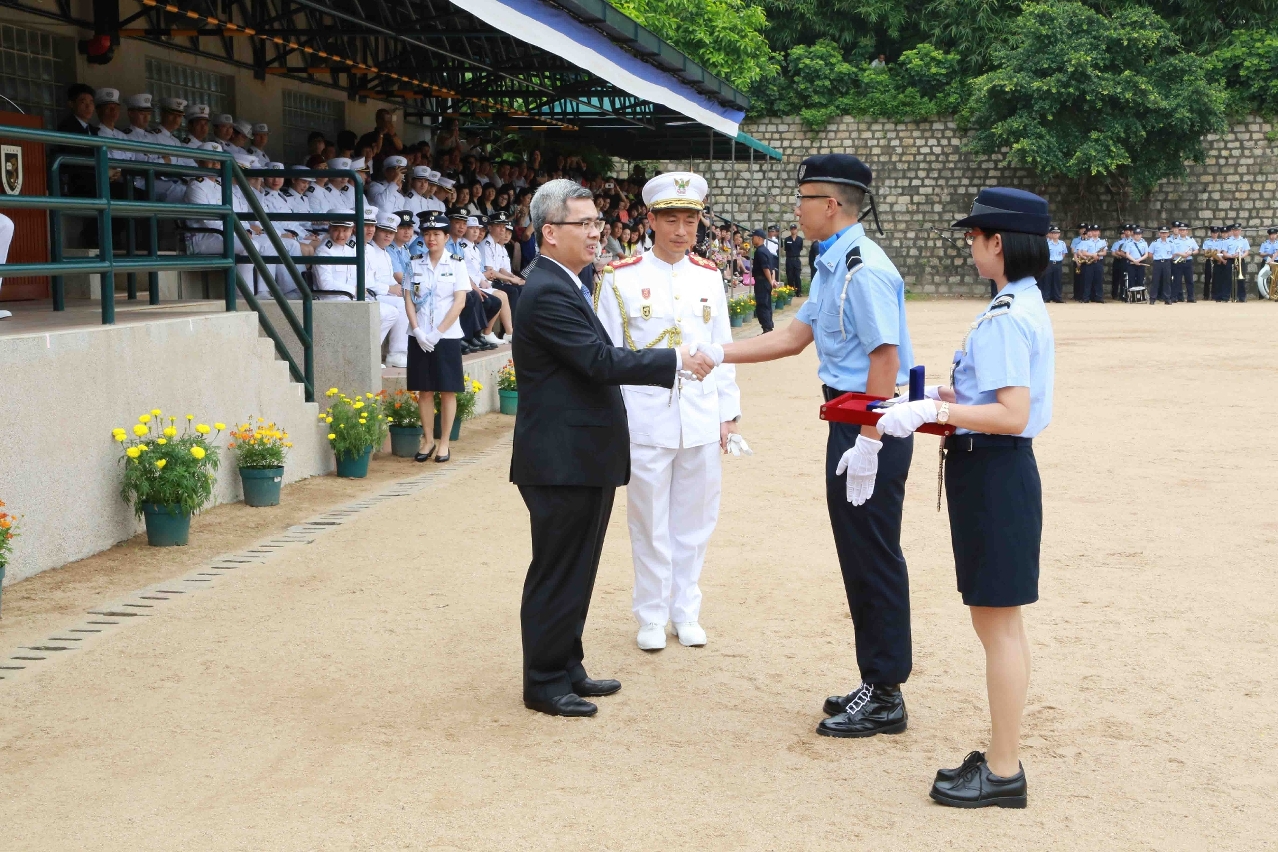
xmin=519 ymin=484 xmax=615 ymax=701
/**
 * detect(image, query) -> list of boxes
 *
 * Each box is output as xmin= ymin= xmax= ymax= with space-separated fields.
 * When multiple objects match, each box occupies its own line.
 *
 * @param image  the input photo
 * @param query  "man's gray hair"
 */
xmin=531 ymin=178 xmax=594 ymax=244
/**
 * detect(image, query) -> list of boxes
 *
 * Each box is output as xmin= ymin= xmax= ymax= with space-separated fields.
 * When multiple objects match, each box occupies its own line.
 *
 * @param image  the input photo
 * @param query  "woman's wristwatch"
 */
xmin=937 ymin=401 xmax=951 ymax=425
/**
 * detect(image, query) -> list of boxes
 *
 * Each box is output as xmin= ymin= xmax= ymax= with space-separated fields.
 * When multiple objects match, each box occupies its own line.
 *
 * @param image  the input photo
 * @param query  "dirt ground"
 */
xmin=1 ymin=299 xmax=1275 ymax=851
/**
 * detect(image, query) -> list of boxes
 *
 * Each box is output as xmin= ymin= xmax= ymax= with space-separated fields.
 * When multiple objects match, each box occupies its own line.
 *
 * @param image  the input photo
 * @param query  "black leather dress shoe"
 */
xmin=571 ymin=678 xmax=621 ymax=697
xmin=930 ymin=754 xmax=1027 ymax=808
xmin=524 ymin=693 xmax=597 ymax=717
xmin=935 ymin=750 xmax=985 ymax=783
xmin=816 ymin=683 xmax=907 ymax=738
xmin=823 ymin=690 xmax=857 ymax=716
xmin=459 ymin=339 xmax=475 ymax=355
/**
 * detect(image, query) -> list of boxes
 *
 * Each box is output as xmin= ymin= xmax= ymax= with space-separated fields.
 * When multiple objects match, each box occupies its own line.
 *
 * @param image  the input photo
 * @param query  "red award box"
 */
xmin=819 ymin=392 xmax=956 ymax=437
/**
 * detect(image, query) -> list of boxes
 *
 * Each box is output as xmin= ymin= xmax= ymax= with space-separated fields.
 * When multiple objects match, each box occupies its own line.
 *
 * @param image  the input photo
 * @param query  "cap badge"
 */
xmin=641 ymin=288 xmax=650 ymax=299
xmin=797 ymin=164 xmax=806 ymax=181
xmin=674 ymin=178 xmax=689 ymax=195
xmin=642 ymin=305 xmax=652 ymax=319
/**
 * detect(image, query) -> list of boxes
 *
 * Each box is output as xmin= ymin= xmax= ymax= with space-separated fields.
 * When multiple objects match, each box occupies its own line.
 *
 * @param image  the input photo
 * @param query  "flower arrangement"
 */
xmin=455 ymin=375 xmax=484 ymax=422
xmin=228 ymin=418 xmax=292 ymax=469
xmin=321 ymin=388 xmax=389 ymax=460
xmin=0 ymin=500 xmax=18 ymax=570
xmin=112 ymin=410 xmax=223 ymax=518
xmin=497 ymin=360 xmax=517 ymax=392
xmin=728 ymin=294 xmax=756 ymax=318
xmin=379 ymin=388 xmax=422 ymax=427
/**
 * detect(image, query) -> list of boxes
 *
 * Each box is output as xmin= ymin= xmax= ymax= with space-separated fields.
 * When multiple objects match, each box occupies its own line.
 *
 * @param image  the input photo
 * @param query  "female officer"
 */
xmin=403 ymin=210 xmax=470 ymax=464
xmin=875 ymin=187 xmax=1054 ymax=809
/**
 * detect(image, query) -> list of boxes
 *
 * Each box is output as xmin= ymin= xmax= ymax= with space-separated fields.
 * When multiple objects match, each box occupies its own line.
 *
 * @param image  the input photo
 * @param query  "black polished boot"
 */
xmin=930 ymin=753 xmax=1027 ymax=808
xmin=816 ymin=683 xmax=907 ymax=738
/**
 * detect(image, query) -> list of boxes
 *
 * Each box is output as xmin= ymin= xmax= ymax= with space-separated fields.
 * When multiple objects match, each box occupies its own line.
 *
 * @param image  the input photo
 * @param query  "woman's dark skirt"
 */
xmin=406 ymin=337 xmax=463 ymax=393
xmin=944 ymin=435 xmax=1042 ymax=608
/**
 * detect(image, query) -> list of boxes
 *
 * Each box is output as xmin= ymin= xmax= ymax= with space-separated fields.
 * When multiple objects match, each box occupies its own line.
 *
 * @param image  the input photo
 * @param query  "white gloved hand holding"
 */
xmin=876 ymin=399 xmax=939 ymax=438
xmin=412 ymin=327 xmax=435 ymax=352
xmin=689 ymin=340 xmax=725 ymax=366
xmin=834 ymin=434 xmax=882 ymax=506
xmin=924 ymin=384 xmax=943 ymax=400
xmin=726 ymin=433 xmax=752 ymax=457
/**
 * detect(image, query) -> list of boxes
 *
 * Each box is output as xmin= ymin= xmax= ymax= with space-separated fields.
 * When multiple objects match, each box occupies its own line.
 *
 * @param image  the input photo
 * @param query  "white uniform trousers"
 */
xmin=187 ymin=232 xmax=300 ymax=298
xmin=628 ymin=440 xmax=722 ymax=626
xmin=0 ymin=212 xmax=13 ymax=294
xmin=374 ymin=293 xmax=409 ymax=356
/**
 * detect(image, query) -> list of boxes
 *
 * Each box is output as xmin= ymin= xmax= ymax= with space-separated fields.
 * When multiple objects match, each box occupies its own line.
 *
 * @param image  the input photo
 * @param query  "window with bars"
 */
xmin=144 ymin=57 xmax=234 ymax=126
xmin=282 ymin=89 xmax=344 ymax=165
xmin=0 ymin=24 xmax=76 ymax=130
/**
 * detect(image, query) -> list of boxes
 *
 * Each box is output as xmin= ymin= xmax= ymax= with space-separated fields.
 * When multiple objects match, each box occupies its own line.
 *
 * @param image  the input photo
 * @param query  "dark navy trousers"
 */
xmin=825 ymin=420 xmax=914 ymax=686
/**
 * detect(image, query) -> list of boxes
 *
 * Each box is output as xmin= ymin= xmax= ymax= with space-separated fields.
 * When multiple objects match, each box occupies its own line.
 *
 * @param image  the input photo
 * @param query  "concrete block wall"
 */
xmin=0 ymin=311 xmax=333 ymax=583
xmin=673 ymin=117 xmax=1278 ymax=297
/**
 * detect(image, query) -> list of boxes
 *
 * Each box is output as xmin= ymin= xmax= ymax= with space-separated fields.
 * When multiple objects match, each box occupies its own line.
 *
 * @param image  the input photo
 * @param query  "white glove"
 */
xmin=834 ymin=435 xmax=881 ymax=506
xmin=876 ymin=399 xmax=938 ymax=438
xmin=924 ymin=384 xmax=943 ymax=400
xmin=412 ymin=327 xmax=435 ymax=352
xmin=726 ymin=433 xmax=752 ymax=457
xmin=690 ymin=340 xmax=725 ymax=366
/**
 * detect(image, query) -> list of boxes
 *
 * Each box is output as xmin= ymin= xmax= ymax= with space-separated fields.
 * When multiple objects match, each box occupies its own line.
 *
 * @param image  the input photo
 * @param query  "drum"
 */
xmin=1258 ymin=261 xmax=1273 ymax=300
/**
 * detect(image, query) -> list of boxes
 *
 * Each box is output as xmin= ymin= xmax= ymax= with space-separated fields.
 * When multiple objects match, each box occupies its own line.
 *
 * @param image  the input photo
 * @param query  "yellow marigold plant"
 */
xmin=0 ymin=500 xmax=18 ymax=570
xmin=378 ymin=388 xmax=422 ymax=428
xmin=228 ymin=417 xmax=292 ymax=469
xmin=322 ymin=389 xmax=388 ymax=460
xmin=112 ymin=411 xmax=222 ymax=518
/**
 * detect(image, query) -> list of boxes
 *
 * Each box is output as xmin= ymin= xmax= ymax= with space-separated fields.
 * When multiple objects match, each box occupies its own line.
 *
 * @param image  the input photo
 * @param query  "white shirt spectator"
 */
xmin=314 ymin=235 xmax=358 ymax=299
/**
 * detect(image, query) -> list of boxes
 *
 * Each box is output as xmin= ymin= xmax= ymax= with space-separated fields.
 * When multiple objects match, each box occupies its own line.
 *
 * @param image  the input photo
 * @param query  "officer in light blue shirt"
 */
xmin=1037 ymin=225 xmax=1065 ymax=302
xmin=1125 ymin=226 xmax=1151 ymax=302
xmin=1111 ymin=224 xmax=1134 ymax=300
xmin=1170 ymin=222 xmax=1198 ymax=302
xmin=1149 ymin=225 xmax=1174 ymax=303
xmin=1229 ymin=223 xmax=1251 ymax=302
xmin=1077 ymin=225 xmax=1107 ymax=302
xmin=386 ymin=210 xmax=415 ymax=283
xmin=1069 ymin=222 xmax=1087 ymax=301
xmin=874 ymin=186 xmax=1054 ymax=808
xmin=1260 ymin=228 xmax=1278 ymax=262
xmin=709 ymin=152 xmax=916 ymax=739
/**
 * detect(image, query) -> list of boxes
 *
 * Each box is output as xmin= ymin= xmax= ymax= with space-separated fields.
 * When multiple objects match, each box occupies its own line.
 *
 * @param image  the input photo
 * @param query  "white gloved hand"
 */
xmin=690 ymin=340 xmax=725 ymax=366
xmin=834 ymin=434 xmax=881 ymax=506
xmin=876 ymin=399 xmax=939 ymax=438
xmin=412 ymin=327 xmax=435 ymax=352
xmin=726 ymin=433 xmax=752 ymax=457
xmin=924 ymin=384 xmax=943 ymax=400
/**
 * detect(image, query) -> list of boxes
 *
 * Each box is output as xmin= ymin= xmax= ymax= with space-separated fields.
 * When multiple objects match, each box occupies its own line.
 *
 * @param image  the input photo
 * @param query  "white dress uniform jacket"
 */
xmin=594 ymin=252 xmax=741 ymax=449
xmin=313 ymin=238 xmax=358 ymax=300
xmin=365 ymin=241 xmax=410 ymax=356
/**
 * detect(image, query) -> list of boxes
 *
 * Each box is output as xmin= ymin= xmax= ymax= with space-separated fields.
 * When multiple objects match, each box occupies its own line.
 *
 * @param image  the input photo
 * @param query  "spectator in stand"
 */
xmin=433 ymin=118 xmax=460 ymax=156
xmin=92 ymin=88 xmax=134 ymax=168
xmin=399 ymin=166 xmax=434 ymax=218
xmin=54 ymin=83 xmax=100 ymax=200
xmin=483 ymin=213 xmax=525 ymax=320
xmin=513 ymin=187 xmax=536 ymax=271
xmin=57 ymin=83 xmax=97 ymax=136
xmin=477 ymin=183 xmax=499 ymax=217
xmin=323 ymin=157 xmax=360 ymax=212
xmin=357 ymin=109 xmax=404 ymax=167
xmin=335 ymin=130 xmax=357 ymax=157
xmin=370 ymin=155 xmax=408 ymax=213
xmin=446 ymin=209 xmax=499 ymax=353
xmin=307 ymin=131 xmax=327 ymax=158
xmin=0 ymin=212 xmax=13 ymax=319
xmin=366 ymin=210 xmax=411 ymax=368
xmin=464 ymin=214 xmax=513 ymax=345
xmin=312 ymin=212 xmax=358 ymax=300
xmin=183 ymin=104 xmax=212 ymax=149
xmin=152 ymin=98 xmax=195 ymax=202
xmin=281 ymin=166 xmax=326 ymax=241
xmin=603 ymin=220 xmax=623 ymax=259
xmin=211 ymin=114 xmax=235 ymax=144
xmin=351 ymin=157 xmax=373 ymax=202
xmin=245 ymin=124 xmax=272 ymax=168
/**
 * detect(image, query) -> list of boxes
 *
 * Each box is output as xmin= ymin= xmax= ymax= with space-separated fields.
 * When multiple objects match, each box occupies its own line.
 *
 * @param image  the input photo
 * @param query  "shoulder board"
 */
xmin=451 ymin=253 xmax=465 ymax=261
xmin=347 ymin=239 xmax=356 ymax=248
xmin=194 ymin=177 xmax=204 ymax=183
xmin=845 ymin=246 xmax=863 ymax=273
xmin=303 ymin=186 xmax=314 ymax=195
xmin=990 ymin=293 xmax=1015 ymax=312
xmin=610 ymin=254 xmax=643 ymax=271
xmin=324 ymin=240 xmax=334 ymax=248
xmin=410 ymin=253 xmax=424 ymax=261
xmin=688 ymin=254 xmax=718 ymax=271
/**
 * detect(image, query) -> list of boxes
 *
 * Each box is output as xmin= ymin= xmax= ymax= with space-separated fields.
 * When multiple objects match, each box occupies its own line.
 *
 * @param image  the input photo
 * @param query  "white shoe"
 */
xmin=386 ymin=351 xmax=408 ymax=368
xmin=482 ymin=333 xmax=506 ymax=346
xmin=672 ymin=621 xmax=707 ymax=647
xmin=0 ymin=310 xmax=11 ymax=319
xmin=637 ymin=622 xmax=667 ymax=651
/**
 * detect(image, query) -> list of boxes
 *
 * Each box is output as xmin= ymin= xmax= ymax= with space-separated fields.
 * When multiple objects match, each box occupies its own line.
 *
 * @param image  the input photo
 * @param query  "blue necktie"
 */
xmin=580 ymin=284 xmax=592 ymax=303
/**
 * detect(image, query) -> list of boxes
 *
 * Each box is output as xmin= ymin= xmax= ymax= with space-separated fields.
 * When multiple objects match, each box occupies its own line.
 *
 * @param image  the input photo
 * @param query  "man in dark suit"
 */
xmin=55 ymin=84 xmax=99 ymax=199
xmin=510 ymin=179 xmax=712 ymax=717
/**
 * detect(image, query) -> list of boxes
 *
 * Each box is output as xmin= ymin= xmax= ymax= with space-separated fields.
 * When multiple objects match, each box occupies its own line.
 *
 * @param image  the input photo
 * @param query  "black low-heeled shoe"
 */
xmin=434 ymin=451 xmax=450 ymax=463
xmin=414 ymin=444 xmax=436 ymax=463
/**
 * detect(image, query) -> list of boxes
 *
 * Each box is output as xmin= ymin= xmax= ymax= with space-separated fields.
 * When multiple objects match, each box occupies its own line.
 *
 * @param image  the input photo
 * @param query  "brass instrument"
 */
xmin=1235 ymin=256 xmax=1245 ymax=281
xmin=1202 ymin=248 xmax=1224 ymax=263
xmin=1258 ymin=260 xmax=1275 ymax=300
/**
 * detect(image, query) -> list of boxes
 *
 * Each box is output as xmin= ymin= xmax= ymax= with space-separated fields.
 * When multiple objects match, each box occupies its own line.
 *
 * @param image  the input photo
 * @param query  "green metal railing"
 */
xmin=0 ymin=125 xmax=373 ymax=402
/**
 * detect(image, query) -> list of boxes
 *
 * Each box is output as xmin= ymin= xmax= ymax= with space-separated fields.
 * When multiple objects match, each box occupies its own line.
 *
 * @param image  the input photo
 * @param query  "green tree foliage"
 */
xmin=962 ymin=1 xmax=1227 ymax=198
xmin=1207 ymin=28 xmax=1278 ymax=118
xmin=751 ymin=40 xmax=965 ymax=129
xmin=610 ymin=0 xmax=777 ymax=89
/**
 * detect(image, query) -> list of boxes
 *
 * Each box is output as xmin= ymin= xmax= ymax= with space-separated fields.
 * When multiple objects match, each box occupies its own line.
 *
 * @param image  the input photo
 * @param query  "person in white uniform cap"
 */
xmin=246 ymin=123 xmax=271 ymax=168
xmin=211 ymin=113 xmax=235 ymax=145
xmin=370 ymin=154 xmax=408 ymax=213
xmin=367 ymin=209 xmax=411 ymax=367
xmin=593 ymin=170 xmax=747 ymax=650
xmin=183 ymin=103 xmax=212 ymax=148
xmin=93 ymin=88 xmax=135 ymax=162
xmin=400 ymin=165 xmax=435 ymax=218
xmin=324 ymin=157 xmax=359 ymax=213
xmin=313 ymin=210 xmax=359 ymax=300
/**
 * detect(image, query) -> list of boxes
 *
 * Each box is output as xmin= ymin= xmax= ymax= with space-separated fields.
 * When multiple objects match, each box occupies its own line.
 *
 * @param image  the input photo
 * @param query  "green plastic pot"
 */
xmin=498 ymin=388 xmax=519 ymax=415
xmin=335 ymin=446 xmax=373 ymax=478
xmin=0 ymin=564 xmax=6 ymax=618
xmin=142 ymin=503 xmax=191 ymax=547
xmin=240 ymin=466 xmax=283 ymax=507
xmin=432 ymin=411 xmax=463 ymax=441
xmin=729 ymin=314 xmax=744 ymax=328
xmin=388 ymin=425 xmax=421 ymax=458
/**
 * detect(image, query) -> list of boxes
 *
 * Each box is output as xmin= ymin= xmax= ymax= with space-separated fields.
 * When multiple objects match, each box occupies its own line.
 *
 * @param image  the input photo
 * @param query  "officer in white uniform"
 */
xmin=367 ymin=210 xmax=411 ymax=367
xmin=313 ymin=211 xmax=359 ymax=300
xmin=399 ymin=166 xmax=434 ymax=218
xmin=92 ymin=88 xmax=135 ymax=162
xmin=423 ymin=170 xmax=448 ymax=213
xmin=593 ymin=171 xmax=745 ymax=651
xmin=324 ymin=157 xmax=359 ymax=213
xmin=150 ymin=97 xmax=196 ymax=202
xmin=245 ymin=123 xmax=272 ymax=168
xmin=224 ymin=120 xmax=253 ymax=159
xmin=183 ymin=104 xmax=212 ymax=149
xmin=351 ymin=157 xmax=373 ymax=204
xmin=369 ymin=155 xmax=408 ymax=211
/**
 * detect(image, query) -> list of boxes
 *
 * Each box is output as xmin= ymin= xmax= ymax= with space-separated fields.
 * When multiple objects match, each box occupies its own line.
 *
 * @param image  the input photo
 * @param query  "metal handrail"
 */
xmin=0 ymin=123 xmax=328 ymax=401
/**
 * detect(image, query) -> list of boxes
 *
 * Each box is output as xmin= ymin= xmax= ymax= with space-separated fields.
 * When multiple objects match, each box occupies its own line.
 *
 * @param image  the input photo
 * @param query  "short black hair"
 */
xmin=832 ymin=183 xmax=865 ymax=211
xmin=66 ymin=83 xmax=94 ymax=102
xmin=307 ymin=130 xmax=327 ymax=144
xmin=985 ymin=229 xmax=1049 ymax=281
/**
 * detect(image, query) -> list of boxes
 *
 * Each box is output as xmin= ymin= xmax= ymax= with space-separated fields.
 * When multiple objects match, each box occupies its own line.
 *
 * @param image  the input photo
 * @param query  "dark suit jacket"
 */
xmin=54 ymin=114 xmax=98 ymax=197
xmin=510 ymin=256 xmax=676 ymax=487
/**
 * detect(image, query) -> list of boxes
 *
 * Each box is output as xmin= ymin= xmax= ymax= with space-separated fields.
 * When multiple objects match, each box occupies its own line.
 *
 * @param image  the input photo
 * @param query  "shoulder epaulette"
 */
xmin=451 ymin=253 xmax=464 ymax=261
xmin=410 ymin=253 xmax=424 ymax=261
xmin=609 ymin=254 xmax=643 ymax=272
xmin=347 ymin=239 xmax=357 ymax=248
xmin=688 ymin=254 xmax=718 ymax=271
xmin=323 ymin=239 xmax=334 ymax=248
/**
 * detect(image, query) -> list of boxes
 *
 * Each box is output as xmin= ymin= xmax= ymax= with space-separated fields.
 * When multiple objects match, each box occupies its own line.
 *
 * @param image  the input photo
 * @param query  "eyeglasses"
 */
xmin=793 ymin=192 xmax=842 ymax=206
xmin=547 ymin=218 xmax=606 ymax=234
xmin=963 ymin=230 xmax=985 ymax=246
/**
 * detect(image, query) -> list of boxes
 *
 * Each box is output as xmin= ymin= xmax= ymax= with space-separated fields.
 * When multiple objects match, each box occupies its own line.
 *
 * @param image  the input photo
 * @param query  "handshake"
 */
xmin=676 ymin=341 xmax=725 ymax=381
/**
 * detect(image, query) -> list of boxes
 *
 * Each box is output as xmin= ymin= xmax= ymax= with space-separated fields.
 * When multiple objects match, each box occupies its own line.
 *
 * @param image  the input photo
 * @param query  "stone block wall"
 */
xmin=667 ymin=117 xmax=1278 ymax=297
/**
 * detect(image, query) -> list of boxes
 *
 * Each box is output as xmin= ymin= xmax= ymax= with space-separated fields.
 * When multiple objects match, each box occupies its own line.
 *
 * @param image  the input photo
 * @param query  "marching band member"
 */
xmin=1110 ymin=224 xmax=1133 ymax=301
xmin=875 ymin=186 xmax=1054 ymax=810
xmin=403 ymin=211 xmax=469 ymax=464
xmin=367 ymin=210 xmax=411 ymax=368
xmin=1170 ymin=222 xmax=1198 ymax=303
xmin=1037 ymin=225 xmax=1065 ymax=303
xmin=1076 ymin=224 xmax=1107 ymax=303
xmin=1069 ymin=222 xmax=1087 ymax=301
xmin=1149 ymin=226 xmax=1175 ymax=304
xmin=1203 ymin=226 xmax=1224 ymax=301
xmin=1127 ymin=227 xmax=1151 ymax=302
xmin=699 ymin=153 xmax=917 ymax=739
xmin=1210 ymin=225 xmax=1235 ymax=302
xmin=1229 ymin=223 xmax=1250 ymax=302
xmin=593 ymin=171 xmax=743 ymax=651
xmin=1260 ymin=228 xmax=1278 ymax=264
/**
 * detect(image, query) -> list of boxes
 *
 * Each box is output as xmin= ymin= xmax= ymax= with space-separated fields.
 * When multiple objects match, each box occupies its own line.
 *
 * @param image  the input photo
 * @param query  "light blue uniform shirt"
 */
xmin=1150 ymin=237 xmax=1175 ymax=260
xmin=407 ymin=234 xmax=426 ymax=257
xmin=1172 ymin=235 xmax=1198 ymax=257
xmin=1070 ymin=235 xmax=1084 ymax=252
xmin=796 ymin=222 xmax=913 ymax=391
xmin=1259 ymin=239 xmax=1278 ymax=259
xmin=1203 ymin=237 xmax=1219 ymax=253
xmin=1077 ymin=237 xmax=1107 ymax=255
xmin=387 ymin=240 xmax=412 ymax=278
xmin=1046 ymin=239 xmax=1067 ymax=262
xmin=1234 ymin=237 xmax=1251 ymax=257
xmin=1127 ymin=238 xmax=1149 ymax=261
xmin=952 ymin=276 xmax=1054 ymax=438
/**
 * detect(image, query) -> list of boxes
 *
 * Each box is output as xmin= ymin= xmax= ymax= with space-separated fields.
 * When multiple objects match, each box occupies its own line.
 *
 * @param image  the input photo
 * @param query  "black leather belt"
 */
xmin=944 ymin=434 xmax=1033 ymax=451
xmin=1049 ymin=260 xmax=1062 ymax=265
xmin=822 ymin=384 xmax=855 ymax=402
